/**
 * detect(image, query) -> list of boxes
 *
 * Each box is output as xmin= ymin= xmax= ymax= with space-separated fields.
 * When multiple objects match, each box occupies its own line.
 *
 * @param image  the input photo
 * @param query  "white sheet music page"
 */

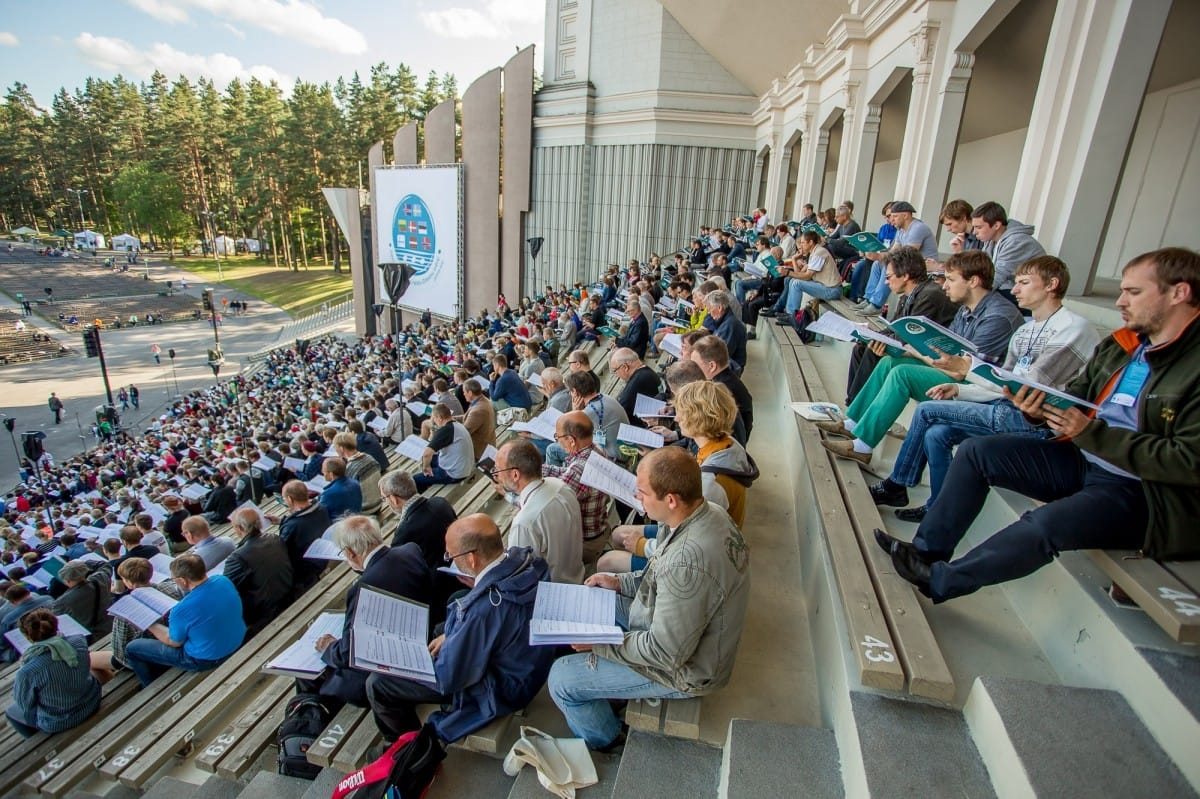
xmin=633 ymin=394 xmax=673 ymax=418
xmin=580 ymin=455 xmax=643 ymax=513
xmin=616 ymin=424 xmax=664 ymax=449
xmin=397 ymin=435 xmax=429 ymax=462
xmin=529 ymin=583 xmax=623 ymax=645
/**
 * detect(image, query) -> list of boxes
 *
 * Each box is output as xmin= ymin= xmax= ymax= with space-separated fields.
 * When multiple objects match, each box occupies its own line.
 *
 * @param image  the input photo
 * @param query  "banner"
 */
xmin=373 ymin=165 xmax=462 ymax=319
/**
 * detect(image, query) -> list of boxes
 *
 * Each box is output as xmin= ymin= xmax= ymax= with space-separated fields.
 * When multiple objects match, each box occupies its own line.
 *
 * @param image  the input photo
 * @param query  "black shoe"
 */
xmin=868 ymin=479 xmax=908 ymax=507
xmin=894 ymin=505 xmax=927 ymax=523
xmin=873 ymin=528 xmax=899 ymax=557
xmin=594 ymin=723 xmax=629 ymax=754
xmin=890 ymin=538 xmax=933 ymax=597
xmin=775 ymin=315 xmax=792 ymax=326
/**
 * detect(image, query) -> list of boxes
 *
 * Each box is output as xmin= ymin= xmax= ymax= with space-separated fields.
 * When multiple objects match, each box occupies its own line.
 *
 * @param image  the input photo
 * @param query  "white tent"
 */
xmin=74 ymin=229 xmax=106 ymax=249
xmin=210 ymin=235 xmax=235 ymax=255
xmin=111 ymin=233 xmax=141 ymax=251
xmin=235 ymin=237 xmax=262 ymax=253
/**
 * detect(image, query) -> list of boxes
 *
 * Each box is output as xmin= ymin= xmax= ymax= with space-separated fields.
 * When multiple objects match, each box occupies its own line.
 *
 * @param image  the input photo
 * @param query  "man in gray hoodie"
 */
xmin=972 ymin=201 xmax=1045 ymax=304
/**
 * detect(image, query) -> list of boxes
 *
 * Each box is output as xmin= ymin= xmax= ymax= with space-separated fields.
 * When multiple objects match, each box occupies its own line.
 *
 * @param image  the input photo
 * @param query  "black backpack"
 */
xmin=277 ymin=693 xmax=331 ymax=780
xmin=792 ymin=303 xmax=819 ymax=345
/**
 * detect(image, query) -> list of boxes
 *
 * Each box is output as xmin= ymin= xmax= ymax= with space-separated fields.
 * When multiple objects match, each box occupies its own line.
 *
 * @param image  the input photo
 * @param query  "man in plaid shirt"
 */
xmin=542 ymin=411 xmax=612 ymax=565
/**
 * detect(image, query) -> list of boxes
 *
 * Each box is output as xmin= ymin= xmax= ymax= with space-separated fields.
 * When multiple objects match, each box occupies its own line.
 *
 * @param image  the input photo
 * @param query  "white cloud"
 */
xmin=124 ymin=0 xmax=367 ymax=54
xmin=222 ymin=23 xmax=246 ymax=40
xmin=74 ymin=33 xmax=289 ymax=88
xmin=421 ymin=0 xmax=544 ymax=40
xmin=0 ymin=32 xmax=19 ymax=47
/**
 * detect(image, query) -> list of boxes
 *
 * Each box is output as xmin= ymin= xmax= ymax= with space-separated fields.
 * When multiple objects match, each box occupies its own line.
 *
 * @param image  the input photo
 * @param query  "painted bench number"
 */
xmin=318 ymin=724 xmax=347 ymax=749
xmin=1158 ymin=587 xmax=1200 ymax=617
xmin=861 ymin=635 xmax=895 ymax=663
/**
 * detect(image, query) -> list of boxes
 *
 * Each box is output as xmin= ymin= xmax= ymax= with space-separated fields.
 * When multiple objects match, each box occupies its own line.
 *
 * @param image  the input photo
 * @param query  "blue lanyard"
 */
xmin=589 ymin=396 xmax=604 ymax=427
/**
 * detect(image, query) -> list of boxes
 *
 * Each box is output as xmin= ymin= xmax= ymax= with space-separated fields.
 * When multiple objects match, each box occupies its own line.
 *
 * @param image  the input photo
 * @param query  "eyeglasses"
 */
xmin=443 ymin=548 xmax=476 ymax=562
xmin=552 ymin=433 xmax=572 ymax=441
xmin=487 ymin=466 xmax=517 ymax=480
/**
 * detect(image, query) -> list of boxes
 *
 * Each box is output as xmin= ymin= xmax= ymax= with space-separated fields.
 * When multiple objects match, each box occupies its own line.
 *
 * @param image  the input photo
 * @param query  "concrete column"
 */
xmin=801 ymin=124 xmax=831 ymax=209
xmin=1008 ymin=0 xmax=1171 ymax=294
xmin=502 ymin=47 xmax=534 ymax=305
xmin=393 ymin=123 xmax=417 ymax=166
xmin=462 ymin=68 xmax=502 ymax=319
xmin=424 ymin=99 xmax=456 ymax=165
xmin=893 ymin=19 xmax=944 ymax=201
xmin=364 ymin=141 xmax=385 ymax=336
xmin=909 ymin=51 xmax=974 ymax=231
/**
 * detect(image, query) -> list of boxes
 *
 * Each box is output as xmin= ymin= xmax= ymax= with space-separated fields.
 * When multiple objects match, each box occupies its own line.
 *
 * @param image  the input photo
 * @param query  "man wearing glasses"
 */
xmin=609 ymin=348 xmax=662 ymax=427
xmin=366 ymin=514 xmax=557 ymax=744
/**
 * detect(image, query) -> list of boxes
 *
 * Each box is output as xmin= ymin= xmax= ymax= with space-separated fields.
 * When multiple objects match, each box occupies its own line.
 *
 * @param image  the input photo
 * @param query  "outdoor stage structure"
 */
xmin=324 ymin=46 xmax=535 ymax=336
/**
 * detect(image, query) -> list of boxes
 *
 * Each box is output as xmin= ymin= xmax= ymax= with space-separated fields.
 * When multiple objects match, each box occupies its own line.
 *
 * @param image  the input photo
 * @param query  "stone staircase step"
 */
xmin=609 ymin=730 xmax=721 ymax=798
xmin=1137 ymin=646 xmax=1200 ymax=724
xmin=506 ymin=750 xmax=621 ymax=799
xmin=301 ymin=768 xmax=346 ymax=799
xmin=142 ymin=776 xmax=202 ymax=799
xmin=423 ymin=747 xmax=515 ymax=799
xmin=192 ymin=774 xmax=247 ymax=799
xmin=719 ymin=720 xmax=842 ymax=799
xmin=100 ymin=785 xmax=142 ymax=799
xmin=849 ymin=692 xmax=995 ymax=799
xmin=233 ymin=771 xmax=312 ymax=799
xmin=964 ymin=676 xmax=1197 ymax=797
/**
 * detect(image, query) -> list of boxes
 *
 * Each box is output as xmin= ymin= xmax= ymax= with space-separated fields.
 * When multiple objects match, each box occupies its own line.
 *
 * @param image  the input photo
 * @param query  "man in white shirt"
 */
xmin=491 ymin=440 xmax=584 ymax=584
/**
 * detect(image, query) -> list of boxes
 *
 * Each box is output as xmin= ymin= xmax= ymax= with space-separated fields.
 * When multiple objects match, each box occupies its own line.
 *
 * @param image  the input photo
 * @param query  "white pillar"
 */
xmin=893 ymin=19 xmax=943 ymax=201
xmin=1008 ymin=0 xmax=1172 ymax=293
xmin=910 ymin=51 xmax=975 ymax=238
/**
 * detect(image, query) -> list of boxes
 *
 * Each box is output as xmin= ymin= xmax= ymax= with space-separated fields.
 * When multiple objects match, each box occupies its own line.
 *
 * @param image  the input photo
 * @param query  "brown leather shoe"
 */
xmin=814 ymin=419 xmax=850 ymax=438
xmin=821 ymin=438 xmax=871 ymax=466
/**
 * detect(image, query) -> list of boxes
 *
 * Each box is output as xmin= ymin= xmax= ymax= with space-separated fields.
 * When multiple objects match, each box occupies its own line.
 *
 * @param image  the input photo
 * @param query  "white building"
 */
xmin=528 ymin=0 xmax=1200 ymax=296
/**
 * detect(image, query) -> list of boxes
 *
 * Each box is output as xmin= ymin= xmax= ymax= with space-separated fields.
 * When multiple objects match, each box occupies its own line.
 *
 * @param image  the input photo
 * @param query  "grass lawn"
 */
xmin=168 ymin=254 xmax=353 ymax=317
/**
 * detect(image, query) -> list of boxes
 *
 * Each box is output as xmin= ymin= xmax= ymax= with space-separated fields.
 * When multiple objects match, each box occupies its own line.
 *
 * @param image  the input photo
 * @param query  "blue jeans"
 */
xmin=863 ymin=261 xmax=890 ymax=308
xmin=413 ymin=457 xmax=463 ymax=492
xmin=124 ymin=638 xmax=225 ymax=687
xmin=849 ymin=258 xmax=871 ymax=301
xmin=916 ymin=437 xmax=1145 ymax=602
xmin=546 ymin=442 xmax=568 ymax=468
xmin=889 ymin=399 xmax=1050 ymax=506
xmin=734 ymin=277 xmax=762 ymax=305
xmin=548 ymin=654 xmax=691 ymax=748
xmin=783 ymin=279 xmax=842 ymax=315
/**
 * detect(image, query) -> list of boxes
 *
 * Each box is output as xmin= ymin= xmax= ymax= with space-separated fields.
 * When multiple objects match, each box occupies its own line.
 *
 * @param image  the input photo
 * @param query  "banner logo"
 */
xmin=390 ymin=194 xmax=439 ymax=284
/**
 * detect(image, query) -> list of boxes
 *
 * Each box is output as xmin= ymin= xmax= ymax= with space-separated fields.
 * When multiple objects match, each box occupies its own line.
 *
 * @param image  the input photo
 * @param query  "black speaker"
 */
xmin=21 ymin=431 xmax=45 ymax=460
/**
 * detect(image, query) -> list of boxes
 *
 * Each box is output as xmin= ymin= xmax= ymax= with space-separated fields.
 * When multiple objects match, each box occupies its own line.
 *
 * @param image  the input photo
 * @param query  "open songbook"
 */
xmin=965 ymin=356 xmax=1099 ymax=411
xmin=580 ymin=454 xmax=643 ymax=513
xmin=5 ymin=614 xmax=90 ymax=654
xmin=261 ymin=611 xmax=345 ymax=678
xmin=107 ymin=586 xmax=179 ymax=631
xmin=529 ymin=582 xmax=624 ymax=646
xmin=881 ymin=316 xmax=976 ymax=359
xmin=633 ymin=393 xmax=673 ymax=418
xmin=397 ymin=435 xmax=430 ymax=462
xmin=350 ymin=586 xmax=437 ymax=686
xmin=616 ymin=423 xmax=664 ymax=450
xmin=510 ymin=407 xmax=563 ymax=441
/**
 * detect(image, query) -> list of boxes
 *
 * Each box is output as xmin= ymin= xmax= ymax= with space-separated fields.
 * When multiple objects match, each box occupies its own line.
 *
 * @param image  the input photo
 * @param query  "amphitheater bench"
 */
xmin=99 ymin=563 xmax=356 ymax=789
xmin=1089 ymin=551 xmax=1200 ymax=644
xmin=626 ymin=696 xmax=702 ymax=739
xmin=769 ymin=322 xmax=955 ymax=702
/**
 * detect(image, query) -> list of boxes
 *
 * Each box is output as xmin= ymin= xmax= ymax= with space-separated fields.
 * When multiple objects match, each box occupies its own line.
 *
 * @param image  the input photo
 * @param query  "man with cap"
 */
xmin=856 ymin=201 xmax=939 ymax=315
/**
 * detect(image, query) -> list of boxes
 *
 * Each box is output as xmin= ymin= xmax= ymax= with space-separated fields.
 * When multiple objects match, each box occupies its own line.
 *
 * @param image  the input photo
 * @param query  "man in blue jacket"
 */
xmin=317 ymin=457 xmax=361 ymax=521
xmin=365 ymin=513 xmax=556 ymax=743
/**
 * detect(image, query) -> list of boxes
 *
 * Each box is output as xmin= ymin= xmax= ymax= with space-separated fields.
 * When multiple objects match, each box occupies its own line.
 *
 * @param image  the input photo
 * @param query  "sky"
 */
xmin=0 ymin=0 xmax=546 ymax=107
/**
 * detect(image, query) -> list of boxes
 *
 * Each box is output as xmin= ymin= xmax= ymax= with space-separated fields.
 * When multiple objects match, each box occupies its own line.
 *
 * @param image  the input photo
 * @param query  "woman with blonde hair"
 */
xmin=673 ymin=381 xmax=758 ymax=528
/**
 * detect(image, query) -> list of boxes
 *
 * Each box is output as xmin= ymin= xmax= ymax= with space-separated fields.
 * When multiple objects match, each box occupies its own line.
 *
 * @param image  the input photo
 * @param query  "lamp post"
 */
xmin=68 ymin=188 xmax=88 ymax=230
xmin=201 ymin=209 xmax=223 ymax=280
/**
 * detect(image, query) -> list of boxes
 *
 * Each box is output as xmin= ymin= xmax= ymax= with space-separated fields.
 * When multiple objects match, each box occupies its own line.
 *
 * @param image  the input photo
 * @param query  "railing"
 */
xmin=247 ymin=296 xmax=355 ymax=361
xmin=291 ymin=291 xmax=353 ymax=321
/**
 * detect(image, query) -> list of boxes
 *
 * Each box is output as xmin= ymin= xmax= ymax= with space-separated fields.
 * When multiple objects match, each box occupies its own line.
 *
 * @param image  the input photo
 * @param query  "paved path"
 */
xmin=0 ymin=245 xmax=349 ymax=490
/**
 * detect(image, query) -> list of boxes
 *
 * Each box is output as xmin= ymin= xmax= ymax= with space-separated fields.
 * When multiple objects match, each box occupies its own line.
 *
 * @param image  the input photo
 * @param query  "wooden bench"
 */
xmin=1089 ymin=552 xmax=1200 ymax=644
xmin=626 ymin=697 xmax=701 ymax=739
xmin=769 ymin=322 xmax=954 ymax=702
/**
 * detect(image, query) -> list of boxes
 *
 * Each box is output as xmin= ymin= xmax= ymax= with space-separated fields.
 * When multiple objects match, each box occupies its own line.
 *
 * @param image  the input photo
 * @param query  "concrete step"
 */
xmin=848 ymin=692 xmax=995 ymax=799
xmin=964 ymin=676 xmax=1197 ymax=798
xmin=424 ymin=747 xmax=515 ymax=799
xmin=609 ymin=729 xmax=722 ymax=798
xmin=506 ymin=749 xmax=621 ymax=799
xmin=1137 ymin=646 xmax=1200 ymax=726
xmin=301 ymin=768 xmax=345 ymax=799
xmin=143 ymin=777 xmax=201 ymax=799
xmin=718 ymin=719 xmax=842 ymax=799
xmin=233 ymin=771 xmax=311 ymax=799
xmin=193 ymin=775 xmax=246 ymax=799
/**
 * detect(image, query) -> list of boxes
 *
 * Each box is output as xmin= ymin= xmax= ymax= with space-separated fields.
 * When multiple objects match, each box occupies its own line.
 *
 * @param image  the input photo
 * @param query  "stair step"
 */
xmin=194 ymin=775 xmax=249 ymax=799
xmin=719 ymin=720 xmax=842 ymax=799
xmin=143 ymin=776 xmax=202 ymax=799
xmin=423 ymin=747 xmax=515 ymax=799
xmin=850 ymin=692 xmax=995 ymax=799
xmin=506 ymin=750 xmax=621 ymax=799
xmin=234 ymin=771 xmax=312 ymax=799
xmin=1137 ymin=646 xmax=1200 ymax=723
xmin=101 ymin=785 xmax=143 ymax=799
xmin=610 ymin=730 xmax=722 ymax=798
xmin=301 ymin=768 xmax=346 ymax=799
xmin=965 ymin=676 xmax=1197 ymax=797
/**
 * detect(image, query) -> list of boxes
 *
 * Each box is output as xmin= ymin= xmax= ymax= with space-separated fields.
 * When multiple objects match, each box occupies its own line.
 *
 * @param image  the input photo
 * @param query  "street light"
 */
xmin=200 ymin=209 xmax=223 ymax=280
xmin=67 ymin=188 xmax=88 ymax=230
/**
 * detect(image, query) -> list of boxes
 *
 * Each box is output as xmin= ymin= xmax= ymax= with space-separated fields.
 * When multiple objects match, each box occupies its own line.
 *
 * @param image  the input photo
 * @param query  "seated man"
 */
xmin=705 ymin=291 xmax=748 ymax=371
xmin=690 ymin=334 xmax=753 ymax=443
xmin=49 ymin=559 xmax=113 ymax=637
xmin=876 ymin=247 xmax=1200 ymax=602
xmin=971 ymin=201 xmax=1045 ymax=306
xmin=318 ymin=457 xmax=362 ymax=520
xmin=488 ymin=354 xmax=533 ymax=414
xmin=271 ymin=480 xmax=332 ymax=598
xmin=615 ymin=301 xmax=650 ymax=359
xmin=610 ymin=348 xmax=662 ymax=427
xmin=870 ymin=256 xmax=1100 ymax=522
xmin=542 ymin=412 xmax=611 ymax=565
xmin=460 ymin=380 xmax=497 ymax=461
xmin=415 ymin=403 xmax=475 ymax=492
xmin=380 ymin=470 xmax=457 ymax=567
xmin=773 ymin=230 xmax=840 ymax=319
xmin=491 ymin=440 xmax=584 ymax=584
xmin=548 ymin=371 xmax=628 ymax=466
xmin=305 ymin=516 xmax=432 ymax=710
xmin=223 ymin=506 xmax=294 ymax=640
xmin=818 ymin=250 xmax=1024 ymax=466
xmin=123 ymin=554 xmax=245 ymax=686
xmin=335 ymin=432 xmax=382 ymax=515
xmin=181 ymin=515 xmax=235 ymax=570
xmin=89 ymin=556 xmax=183 ymax=683
xmin=365 ymin=514 xmax=557 ymax=744
xmin=548 ymin=447 xmax=750 ymax=750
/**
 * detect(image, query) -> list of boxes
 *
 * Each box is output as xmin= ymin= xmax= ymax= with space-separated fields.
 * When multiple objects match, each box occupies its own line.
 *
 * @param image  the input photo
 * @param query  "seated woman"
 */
xmin=6 ymin=608 xmax=101 ymax=738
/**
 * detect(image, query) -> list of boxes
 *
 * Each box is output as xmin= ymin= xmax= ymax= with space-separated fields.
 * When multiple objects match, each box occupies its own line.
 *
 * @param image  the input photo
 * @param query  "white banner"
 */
xmin=373 ymin=165 xmax=462 ymax=319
